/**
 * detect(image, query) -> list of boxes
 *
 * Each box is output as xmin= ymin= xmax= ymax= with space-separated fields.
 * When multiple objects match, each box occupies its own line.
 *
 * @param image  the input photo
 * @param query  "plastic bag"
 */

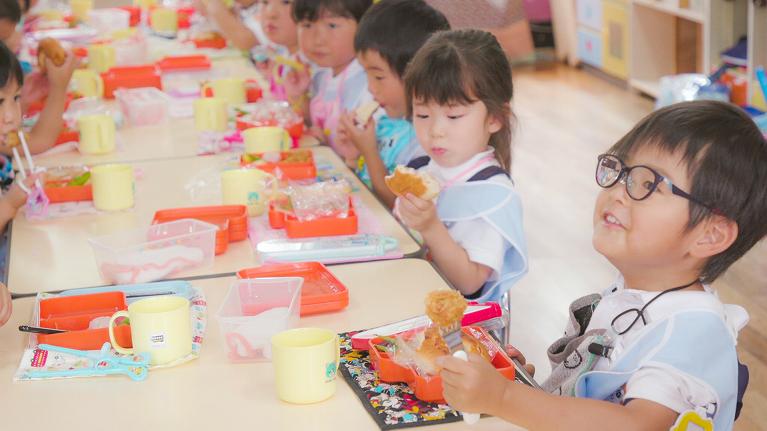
xmin=285 ymin=179 xmax=351 ymax=221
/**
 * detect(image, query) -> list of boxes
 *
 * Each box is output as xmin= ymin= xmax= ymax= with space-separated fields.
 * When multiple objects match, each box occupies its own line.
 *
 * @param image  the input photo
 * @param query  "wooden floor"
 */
xmin=507 ymin=63 xmax=767 ymax=430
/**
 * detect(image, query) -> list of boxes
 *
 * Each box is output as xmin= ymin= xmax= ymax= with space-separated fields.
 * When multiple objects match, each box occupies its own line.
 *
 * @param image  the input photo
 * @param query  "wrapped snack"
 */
xmin=285 ymin=179 xmax=351 ymax=222
xmin=236 ymin=100 xmax=303 ymax=136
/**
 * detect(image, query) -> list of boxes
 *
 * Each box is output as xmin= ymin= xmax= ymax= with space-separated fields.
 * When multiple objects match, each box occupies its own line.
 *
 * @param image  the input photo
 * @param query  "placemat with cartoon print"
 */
xmin=338 ymin=330 xmax=463 ymax=430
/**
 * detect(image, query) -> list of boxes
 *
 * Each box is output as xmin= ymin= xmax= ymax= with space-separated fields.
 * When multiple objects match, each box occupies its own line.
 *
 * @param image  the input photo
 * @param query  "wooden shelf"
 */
xmin=632 ymin=0 xmax=705 ymax=23
xmin=629 ymin=78 xmax=660 ymax=98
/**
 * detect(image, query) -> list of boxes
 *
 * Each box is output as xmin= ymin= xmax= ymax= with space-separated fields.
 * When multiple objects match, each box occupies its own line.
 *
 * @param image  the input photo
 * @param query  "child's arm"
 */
xmin=27 ymin=52 xmax=77 ymax=154
xmin=398 ymin=194 xmax=492 ymax=295
xmin=437 ymin=354 xmax=679 ymax=431
xmin=283 ymin=66 xmax=312 ymax=124
xmin=204 ymin=0 xmax=259 ymax=51
xmin=338 ymin=113 xmax=397 ymax=207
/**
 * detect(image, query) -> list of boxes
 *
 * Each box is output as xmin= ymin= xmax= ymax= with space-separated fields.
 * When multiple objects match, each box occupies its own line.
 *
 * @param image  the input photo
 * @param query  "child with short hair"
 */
xmin=0 ymin=7 xmax=77 ymax=158
xmin=0 ymin=41 xmax=39 ymax=327
xmin=397 ymin=29 xmax=527 ymax=302
xmin=438 ymin=100 xmax=767 ymax=431
xmin=336 ymin=0 xmax=449 ymax=207
xmin=286 ymin=0 xmax=373 ymax=165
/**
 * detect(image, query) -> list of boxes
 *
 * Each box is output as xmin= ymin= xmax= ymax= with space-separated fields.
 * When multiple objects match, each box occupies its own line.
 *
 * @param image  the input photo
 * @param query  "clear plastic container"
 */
xmin=114 ymin=35 xmax=148 ymax=66
xmin=88 ymin=219 xmax=217 ymax=285
xmin=115 ymin=87 xmax=171 ymax=127
xmin=217 ymin=277 xmax=303 ymax=362
xmin=88 ymin=9 xmax=130 ymax=34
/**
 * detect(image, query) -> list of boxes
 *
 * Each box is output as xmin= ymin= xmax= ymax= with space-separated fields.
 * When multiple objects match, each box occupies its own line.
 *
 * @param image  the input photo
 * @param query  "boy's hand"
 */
xmin=45 ymin=51 xmax=78 ymax=94
xmin=0 ymin=282 xmax=10 ymax=327
xmin=338 ymin=112 xmax=376 ymax=156
xmin=397 ymin=193 xmax=439 ymax=233
xmin=284 ymin=65 xmax=311 ymax=102
xmin=437 ymin=353 xmax=509 ymax=415
xmin=506 ymin=345 xmax=535 ymax=376
xmin=6 ymin=174 xmax=40 ymax=209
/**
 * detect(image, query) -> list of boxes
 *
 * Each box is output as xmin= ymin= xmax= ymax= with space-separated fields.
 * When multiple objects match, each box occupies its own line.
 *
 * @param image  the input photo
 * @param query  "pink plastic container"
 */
xmin=115 ymin=87 xmax=171 ymax=126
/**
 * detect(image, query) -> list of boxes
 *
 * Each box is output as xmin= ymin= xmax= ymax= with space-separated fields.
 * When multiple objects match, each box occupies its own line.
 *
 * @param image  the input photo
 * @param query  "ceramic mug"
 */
xmin=242 ymin=126 xmax=291 ymax=154
xmin=202 ymin=78 xmax=246 ymax=105
xmin=150 ymin=8 xmax=178 ymax=34
xmin=69 ymin=0 xmax=93 ymax=21
xmin=109 ymin=296 xmax=192 ymax=365
xmin=72 ymin=69 xmax=104 ymax=98
xmin=220 ymin=168 xmax=276 ymax=216
xmin=91 ymin=164 xmax=134 ymax=211
xmin=193 ymin=97 xmax=228 ymax=131
xmin=77 ymin=113 xmax=115 ymax=154
xmin=88 ymin=44 xmax=116 ymax=74
xmin=271 ymin=327 xmax=339 ymax=404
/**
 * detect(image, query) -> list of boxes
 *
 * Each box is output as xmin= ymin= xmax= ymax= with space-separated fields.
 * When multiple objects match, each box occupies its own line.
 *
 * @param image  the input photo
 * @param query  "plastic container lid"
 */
xmin=115 ymin=87 xmax=170 ymax=127
xmin=237 ymin=262 xmax=348 ymax=316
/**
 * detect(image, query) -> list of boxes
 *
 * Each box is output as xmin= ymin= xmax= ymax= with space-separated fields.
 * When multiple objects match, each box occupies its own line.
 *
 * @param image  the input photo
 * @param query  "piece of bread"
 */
xmin=3 ymin=131 xmax=29 ymax=149
xmin=354 ymin=101 xmax=379 ymax=126
xmin=385 ymin=166 xmax=440 ymax=201
xmin=414 ymin=326 xmax=450 ymax=375
xmin=37 ymin=38 xmax=67 ymax=73
xmin=425 ymin=290 xmax=467 ymax=327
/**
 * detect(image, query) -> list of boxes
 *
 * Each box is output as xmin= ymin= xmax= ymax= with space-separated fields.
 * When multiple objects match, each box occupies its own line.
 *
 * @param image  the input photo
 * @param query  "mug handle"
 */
xmin=95 ymin=75 xmax=104 ymax=98
xmin=281 ymin=130 xmax=291 ymax=151
xmin=108 ymin=310 xmax=134 ymax=355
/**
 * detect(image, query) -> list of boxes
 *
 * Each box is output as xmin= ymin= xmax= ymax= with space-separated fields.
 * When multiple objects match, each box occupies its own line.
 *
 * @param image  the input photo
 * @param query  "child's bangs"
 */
xmin=408 ymin=47 xmax=476 ymax=108
xmin=293 ymin=0 xmax=354 ymax=21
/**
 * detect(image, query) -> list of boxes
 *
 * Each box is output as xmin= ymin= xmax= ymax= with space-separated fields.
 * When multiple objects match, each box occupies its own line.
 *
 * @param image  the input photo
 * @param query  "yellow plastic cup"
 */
xmin=69 ymin=0 xmax=93 ymax=21
xmin=91 ymin=164 xmax=134 ymax=211
xmin=202 ymin=78 xmax=246 ymax=105
xmin=193 ymin=97 xmax=228 ymax=131
xmin=243 ymin=126 xmax=291 ymax=153
xmin=220 ymin=168 xmax=276 ymax=216
xmin=271 ymin=328 xmax=340 ymax=404
xmin=77 ymin=113 xmax=115 ymax=154
xmin=150 ymin=8 xmax=178 ymax=34
xmin=111 ymin=28 xmax=137 ymax=40
xmin=109 ymin=296 xmax=192 ymax=365
xmin=88 ymin=44 xmax=116 ymax=74
xmin=71 ymin=69 xmax=104 ymax=98
xmin=133 ymin=0 xmax=157 ymax=8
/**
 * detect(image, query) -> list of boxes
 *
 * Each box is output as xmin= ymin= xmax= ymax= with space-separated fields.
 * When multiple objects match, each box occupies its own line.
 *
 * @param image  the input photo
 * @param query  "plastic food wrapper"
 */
xmin=378 ymin=325 xmax=502 ymax=378
xmin=236 ymin=100 xmax=302 ymax=131
xmin=285 ymin=179 xmax=351 ymax=222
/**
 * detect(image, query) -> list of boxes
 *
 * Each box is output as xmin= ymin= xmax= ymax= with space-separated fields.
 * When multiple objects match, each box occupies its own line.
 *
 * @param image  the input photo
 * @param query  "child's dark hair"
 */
xmin=404 ymin=29 xmax=514 ymax=172
xmin=0 ymin=0 xmax=21 ymax=23
xmin=354 ymin=0 xmax=449 ymax=78
xmin=608 ymin=100 xmax=767 ymax=283
xmin=0 ymin=42 xmax=23 ymax=89
xmin=292 ymin=0 xmax=372 ymax=22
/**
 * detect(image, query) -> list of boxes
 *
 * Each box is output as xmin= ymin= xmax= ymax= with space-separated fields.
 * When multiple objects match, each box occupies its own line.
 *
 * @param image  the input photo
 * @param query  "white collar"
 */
xmin=428 ymin=148 xmax=498 ymax=184
xmin=328 ymin=58 xmax=363 ymax=81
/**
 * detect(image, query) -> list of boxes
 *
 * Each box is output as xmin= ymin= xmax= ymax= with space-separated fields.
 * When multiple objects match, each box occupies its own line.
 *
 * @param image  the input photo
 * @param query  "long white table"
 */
xmin=7 ymin=148 xmax=422 ymax=293
xmin=0 ymin=259 xmax=525 ymax=430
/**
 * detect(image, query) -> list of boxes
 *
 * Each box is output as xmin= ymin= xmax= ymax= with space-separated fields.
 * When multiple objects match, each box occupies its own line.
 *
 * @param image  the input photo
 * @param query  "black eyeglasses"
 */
xmin=611 ymin=279 xmax=699 ymax=335
xmin=595 ymin=154 xmax=719 ymax=213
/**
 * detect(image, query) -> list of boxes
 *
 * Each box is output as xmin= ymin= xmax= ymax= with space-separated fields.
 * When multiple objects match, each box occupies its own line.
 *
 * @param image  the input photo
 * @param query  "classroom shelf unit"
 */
xmin=570 ymin=0 xmax=765 ymax=102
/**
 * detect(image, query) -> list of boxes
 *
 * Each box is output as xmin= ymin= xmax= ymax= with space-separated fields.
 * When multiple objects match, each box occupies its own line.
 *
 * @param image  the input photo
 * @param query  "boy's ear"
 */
xmin=690 ymin=215 xmax=738 ymax=259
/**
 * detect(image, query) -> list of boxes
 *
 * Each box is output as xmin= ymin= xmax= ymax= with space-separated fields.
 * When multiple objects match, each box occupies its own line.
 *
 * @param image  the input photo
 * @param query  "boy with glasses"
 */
xmin=436 ymin=100 xmax=767 ymax=431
